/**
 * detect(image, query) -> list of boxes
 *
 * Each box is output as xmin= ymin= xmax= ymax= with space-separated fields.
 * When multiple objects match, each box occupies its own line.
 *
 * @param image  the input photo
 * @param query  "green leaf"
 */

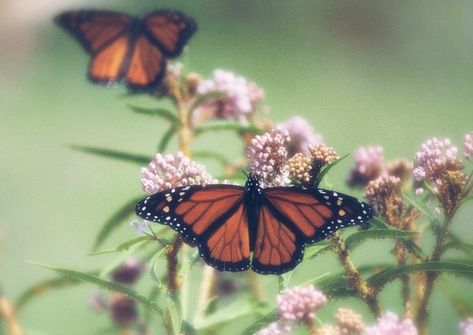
xmin=368 ymin=261 xmax=473 ymax=288
xmin=36 ymin=264 xmax=163 ymax=315
xmin=193 ymin=150 xmax=230 ymax=165
xmin=158 ymin=126 xmax=176 ymax=152
xmin=150 ymin=247 xmax=168 ymax=286
xmin=240 ymin=312 xmax=278 ymax=335
xmin=402 ymin=190 xmax=436 ymax=219
xmin=15 ymin=274 xmax=94 ymax=310
xmin=278 ymin=271 xmax=294 ymax=290
xmin=304 ymin=241 xmax=335 ymax=259
xmin=70 ymin=145 xmax=150 ymax=165
xmin=370 ymin=217 xmax=427 ymax=259
xmin=195 ymin=300 xmax=265 ymax=331
xmin=370 ymin=216 xmax=390 ymax=229
xmin=344 ymin=229 xmax=417 ymax=250
xmin=90 ymin=236 xmax=151 ymax=255
xmin=92 ymin=196 xmax=143 ymax=250
xmin=167 ymin=293 xmax=182 ymax=335
xmin=128 ymin=105 xmax=178 ymax=124
xmin=194 ymin=120 xmax=261 ymax=136
xmin=188 ymin=92 xmax=226 ymax=112
xmin=314 ymin=154 xmax=349 ymax=187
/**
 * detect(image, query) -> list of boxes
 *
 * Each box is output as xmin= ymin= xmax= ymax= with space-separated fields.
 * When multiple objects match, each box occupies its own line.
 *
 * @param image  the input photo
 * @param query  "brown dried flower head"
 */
xmin=365 ymin=175 xmax=404 ymax=227
xmin=335 ymin=308 xmax=366 ymax=335
xmin=287 ymin=153 xmax=312 ymax=185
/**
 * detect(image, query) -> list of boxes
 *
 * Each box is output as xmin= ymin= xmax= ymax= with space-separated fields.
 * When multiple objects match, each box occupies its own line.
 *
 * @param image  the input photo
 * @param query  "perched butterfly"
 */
xmin=135 ymin=175 xmax=373 ymax=275
xmin=55 ymin=9 xmax=197 ymax=90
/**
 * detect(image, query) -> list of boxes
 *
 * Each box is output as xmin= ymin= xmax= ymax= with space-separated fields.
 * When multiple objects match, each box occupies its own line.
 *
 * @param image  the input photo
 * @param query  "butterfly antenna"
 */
xmin=241 ymin=170 xmax=249 ymax=177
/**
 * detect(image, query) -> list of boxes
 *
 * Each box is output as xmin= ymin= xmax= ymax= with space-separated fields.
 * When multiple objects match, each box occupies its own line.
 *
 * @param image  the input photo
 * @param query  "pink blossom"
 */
xmin=278 ymin=116 xmax=323 ymax=156
xmin=460 ymin=317 xmax=473 ymax=335
xmin=414 ymin=137 xmax=459 ymax=182
xmin=464 ymin=132 xmax=473 ymax=159
xmin=254 ymin=321 xmax=293 ymax=335
xmin=140 ymin=152 xmax=216 ymax=194
xmin=247 ymin=128 xmax=290 ymax=187
xmin=348 ymin=146 xmax=385 ymax=186
xmin=366 ymin=312 xmax=418 ymax=335
xmin=193 ymin=69 xmax=265 ymax=122
xmin=276 ymin=286 xmax=327 ymax=322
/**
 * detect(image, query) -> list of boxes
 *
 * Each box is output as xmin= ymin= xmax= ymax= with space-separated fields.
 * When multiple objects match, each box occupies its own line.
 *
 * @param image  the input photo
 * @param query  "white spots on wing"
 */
xmin=141 ymin=206 xmax=146 ymax=211
xmin=163 ymin=206 xmax=170 ymax=213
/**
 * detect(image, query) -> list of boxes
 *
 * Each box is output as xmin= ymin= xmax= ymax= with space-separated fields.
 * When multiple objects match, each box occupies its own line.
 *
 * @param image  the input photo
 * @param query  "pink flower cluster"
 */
xmin=348 ymin=146 xmax=385 ymax=186
xmin=413 ymin=138 xmax=458 ymax=182
xmin=465 ymin=132 xmax=473 ymax=159
xmin=366 ymin=312 xmax=418 ymax=335
xmin=247 ymin=128 xmax=290 ymax=187
xmin=194 ymin=69 xmax=265 ymax=121
xmin=255 ymin=286 xmax=327 ymax=335
xmin=140 ymin=152 xmax=215 ymax=194
xmin=460 ymin=317 xmax=473 ymax=335
xmin=278 ymin=116 xmax=323 ymax=156
xmin=277 ymin=286 xmax=327 ymax=321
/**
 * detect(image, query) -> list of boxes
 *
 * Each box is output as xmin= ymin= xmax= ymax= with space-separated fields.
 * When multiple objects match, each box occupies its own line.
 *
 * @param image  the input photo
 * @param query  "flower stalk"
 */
xmin=331 ymin=232 xmax=381 ymax=317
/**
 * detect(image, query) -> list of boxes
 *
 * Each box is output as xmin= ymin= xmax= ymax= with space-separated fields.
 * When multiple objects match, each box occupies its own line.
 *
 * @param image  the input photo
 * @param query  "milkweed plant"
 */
xmin=3 ymin=62 xmax=473 ymax=335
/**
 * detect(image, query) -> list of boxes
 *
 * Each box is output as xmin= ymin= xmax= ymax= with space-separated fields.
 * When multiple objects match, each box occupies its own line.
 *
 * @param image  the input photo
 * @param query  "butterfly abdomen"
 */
xmin=243 ymin=175 xmax=263 ymax=251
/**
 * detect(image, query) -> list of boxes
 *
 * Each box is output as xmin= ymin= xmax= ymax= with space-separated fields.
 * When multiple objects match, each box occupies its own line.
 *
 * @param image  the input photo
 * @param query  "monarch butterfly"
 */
xmin=55 ymin=9 xmax=197 ymax=90
xmin=135 ymin=174 xmax=372 ymax=275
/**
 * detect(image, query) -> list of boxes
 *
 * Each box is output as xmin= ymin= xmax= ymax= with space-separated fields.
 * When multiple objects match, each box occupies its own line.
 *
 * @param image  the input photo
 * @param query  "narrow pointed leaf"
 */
xmin=344 ymin=229 xmax=417 ymax=250
xmin=128 ymin=105 xmax=178 ymax=124
xmin=71 ymin=145 xmax=150 ymax=165
xmin=305 ymin=241 xmax=335 ymax=259
xmin=195 ymin=300 xmax=265 ymax=331
xmin=314 ymin=154 xmax=349 ymax=187
xmin=367 ymin=261 xmax=473 ymax=288
xmin=402 ymin=190 xmax=436 ymax=219
xmin=278 ymin=271 xmax=294 ymax=290
xmin=15 ymin=274 xmax=96 ymax=310
xmin=36 ymin=265 xmax=163 ymax=315
xmin=158 ymin=126 xmax=176 ymax=152
xmin=92 ymin=196 xmax=143 ymax=250
xmin=240 ymin=312 xmax=278 ymax=335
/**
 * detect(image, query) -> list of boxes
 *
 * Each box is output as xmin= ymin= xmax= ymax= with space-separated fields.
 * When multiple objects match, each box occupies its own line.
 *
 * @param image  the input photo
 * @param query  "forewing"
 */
xmin=125 ymin=35 xmax=166 ymax=89
xmin=251 ymin=205 xmax=304 ymax=275
xmin=55 ymin=10 xmax=132 ymax=54
xmin=264 ymin=188 xmax=373 ymax=243
xmin=143 ymin=10 xmax=197 ymax=57
xmin=135 ymin=185 xmax=250 ymax=271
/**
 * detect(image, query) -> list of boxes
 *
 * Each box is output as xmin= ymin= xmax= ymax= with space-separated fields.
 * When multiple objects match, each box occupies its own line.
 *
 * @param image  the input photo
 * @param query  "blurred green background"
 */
xmin=1 ymin=0 xmax=472 ymax=334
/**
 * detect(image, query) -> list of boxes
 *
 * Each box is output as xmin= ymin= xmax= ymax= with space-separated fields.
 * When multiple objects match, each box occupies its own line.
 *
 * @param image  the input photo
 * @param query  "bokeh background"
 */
xmin=1 ymin=0 xmax=472 ymax=334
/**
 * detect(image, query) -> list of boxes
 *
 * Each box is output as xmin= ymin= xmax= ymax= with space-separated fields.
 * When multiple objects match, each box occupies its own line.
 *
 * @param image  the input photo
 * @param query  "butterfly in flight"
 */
xmin=135 ymin=174 xmax=373 ymax=275
xmin=55 ymin=9 xmax=197 ymax=91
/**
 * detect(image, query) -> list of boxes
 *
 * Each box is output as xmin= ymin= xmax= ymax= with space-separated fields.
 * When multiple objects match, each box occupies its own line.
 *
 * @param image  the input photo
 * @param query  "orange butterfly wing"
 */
xmin=135 ymin=185 xmax=251 ymax=271
xmin=56 ymin=11 xmax=132 ymax=83
xmin=264 ymin=188 xmax=373 ymax=244
xmin=251 ymin=204 xmax=304 ymax=274
xmin=56 ymin=9 xmax=197 ymax=90
xmin=125 ymin=36 xmax=166 ymax=89
xmin=143 ymin=10 xmax=197 ymax=56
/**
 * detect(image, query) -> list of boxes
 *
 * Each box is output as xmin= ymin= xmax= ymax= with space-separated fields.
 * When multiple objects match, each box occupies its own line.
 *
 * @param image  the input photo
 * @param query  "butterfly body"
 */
xmin=55 ymin=9 xmax=197 ymax=90
xmin=136 ymin=175 xmax=372 ymax=275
